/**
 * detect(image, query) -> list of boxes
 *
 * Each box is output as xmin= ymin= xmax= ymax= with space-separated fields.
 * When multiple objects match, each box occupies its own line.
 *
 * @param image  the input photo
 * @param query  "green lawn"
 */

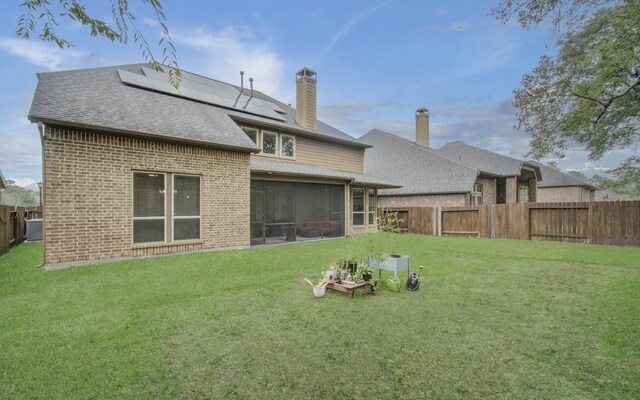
xmin=1 ymin=234 xmax=639 ymax=399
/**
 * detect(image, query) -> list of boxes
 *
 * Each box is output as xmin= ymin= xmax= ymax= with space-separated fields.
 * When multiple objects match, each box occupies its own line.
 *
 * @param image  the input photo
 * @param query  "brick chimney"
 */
xmin=296 ymin=67 xmax=317 ymax=130
xmin=415 ymin=107 xmax=429 ymax=147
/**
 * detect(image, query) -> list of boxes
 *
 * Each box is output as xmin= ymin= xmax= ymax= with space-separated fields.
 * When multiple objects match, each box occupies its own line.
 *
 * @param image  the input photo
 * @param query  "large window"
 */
xmin=352 ymin=188 xmax=365 ymax=226
xmin=173 ymin=175 xmax=201 ymax=241
xmin=133 ymin=172 xmax=166 ymax=243
xmin=262 ymin=131 xmax=277 ymax=155
xmin=471 ymin=183 xmax=483 ymax=205
xmin=368 ymin=189 xmax=376 ymax=225
xmin=133 ymin=172 xmax=201 ymax=244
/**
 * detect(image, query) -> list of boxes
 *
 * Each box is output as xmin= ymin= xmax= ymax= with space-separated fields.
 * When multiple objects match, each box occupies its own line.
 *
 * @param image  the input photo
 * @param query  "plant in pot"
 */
xmin=358 ymin=262 xmax=374 ymax=282
xmin=324 ymin=264 xmax=340 ymax=281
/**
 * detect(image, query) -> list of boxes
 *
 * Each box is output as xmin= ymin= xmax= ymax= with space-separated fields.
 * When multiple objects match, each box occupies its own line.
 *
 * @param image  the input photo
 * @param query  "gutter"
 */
xmin=28 ymin=116 xmax=261 ymax=154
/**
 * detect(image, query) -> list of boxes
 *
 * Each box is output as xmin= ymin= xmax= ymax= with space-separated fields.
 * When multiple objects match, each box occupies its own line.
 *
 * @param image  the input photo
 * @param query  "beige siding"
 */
xmin=295 ymin=136 xmax=364 ymax=173
xmin=537 ymin=186 xmax=595 ymax=202
xmin=378 ymin=193 xmax=468 ymax=208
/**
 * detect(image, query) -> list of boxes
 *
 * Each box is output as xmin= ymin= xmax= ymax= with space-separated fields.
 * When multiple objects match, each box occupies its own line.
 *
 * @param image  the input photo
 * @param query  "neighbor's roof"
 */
xmin=528 ymin=161 xmax=598 ymax=190
xmin=359 ymin=129 xmax=479 ymax=195
xmin=438 ymin=141 xmax=541 ymax=178
xmin=250 ymin=158 xmax=401 ymax=189
xmin=29 ymin=63 xmax=368 ymax=152
xmin=0 ymin=169 xmax=6 ymax=190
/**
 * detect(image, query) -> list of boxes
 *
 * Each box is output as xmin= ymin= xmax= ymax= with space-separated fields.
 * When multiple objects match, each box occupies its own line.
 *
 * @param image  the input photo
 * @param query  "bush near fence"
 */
xmin=380 ymin=201 xmax=640 ymax=247
xmin=0 ymin=205 xmax=43 ymax=257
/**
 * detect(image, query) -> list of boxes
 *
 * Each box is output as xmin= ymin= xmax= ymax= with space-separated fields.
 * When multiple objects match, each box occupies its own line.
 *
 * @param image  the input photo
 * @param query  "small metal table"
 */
xmin=368 ymin=255 xmax=410 ymax=280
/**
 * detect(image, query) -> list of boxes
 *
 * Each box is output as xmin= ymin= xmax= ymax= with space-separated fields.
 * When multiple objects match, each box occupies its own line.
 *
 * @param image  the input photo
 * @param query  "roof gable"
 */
xmin=438 ymin=141 xmax=527 ymax=177
xmin=529 ymin=161 xmax=597 ymax=190
xmin=360 ymin=129 xmax=479 ymax=195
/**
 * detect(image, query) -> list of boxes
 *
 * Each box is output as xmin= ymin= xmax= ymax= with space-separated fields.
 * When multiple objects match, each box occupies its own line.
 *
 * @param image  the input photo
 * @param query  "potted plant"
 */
xmin=324 ymin=264 xmax=340 ymax=280
xmin=359 ymin=262 xmax=374 ymax=282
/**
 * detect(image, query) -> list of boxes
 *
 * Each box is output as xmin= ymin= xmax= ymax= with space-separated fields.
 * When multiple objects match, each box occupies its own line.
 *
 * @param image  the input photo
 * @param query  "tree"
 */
xmin=16 ymin=0 xmax=180 ymax=86
xmin=492 ymin=0 xmax=639 ymax=174
xmin=491 ymin=0 xmax=617 ymax=31
xmin=0 ymin=180 xmax=38 ymax=207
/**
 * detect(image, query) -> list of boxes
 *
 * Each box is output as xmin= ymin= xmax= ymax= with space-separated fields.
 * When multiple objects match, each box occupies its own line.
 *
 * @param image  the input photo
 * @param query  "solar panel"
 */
xmin=117 ymin=67 xmax=286 ymax=121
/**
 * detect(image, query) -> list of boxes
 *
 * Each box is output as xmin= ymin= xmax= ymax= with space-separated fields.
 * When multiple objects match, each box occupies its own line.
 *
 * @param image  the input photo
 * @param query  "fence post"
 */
xmin=490 ymin=204 xmax=496 ymax=239
xmin=437 ymin=207 xmax=442 ymax=236
xmin=432 ymin=207 xmax=437 ymax=236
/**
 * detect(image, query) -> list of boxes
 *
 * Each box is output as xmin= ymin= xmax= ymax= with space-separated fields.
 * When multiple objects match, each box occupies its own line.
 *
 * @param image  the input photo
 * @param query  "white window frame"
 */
xmin=261 ymin=130 xmax=278 ymax=157
xmin=352 ymin=187 xmax=366 ymax=227
xmin=132 ymin=171 xmax=167 ymax=244
xmin=367 ymin=188 xmax=376 ymax=225
xmin=280 ymin=134 xmax=296 ymax=159
xmin=172 ymin=173 xmax=202 ymax=242
xmin=470 ymin=183 xmax=483 ymax=206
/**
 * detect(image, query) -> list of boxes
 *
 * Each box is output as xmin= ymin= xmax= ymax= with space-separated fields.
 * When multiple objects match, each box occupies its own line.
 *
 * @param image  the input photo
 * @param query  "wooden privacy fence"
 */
xmin=381 ymin=201 xmax=640 ymax=247
xmin=0 ymin=205 xmax=42 ymax=257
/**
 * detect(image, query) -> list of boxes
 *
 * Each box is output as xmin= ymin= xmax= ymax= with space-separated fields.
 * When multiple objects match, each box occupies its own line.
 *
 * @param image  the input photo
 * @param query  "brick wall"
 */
xmin=378 ymin=193 xmax=467 ymax=208
xmin=43 ymin=127 xmax=250 ymax=265
xmin=475 ymin=175 xmax=496 ymax=205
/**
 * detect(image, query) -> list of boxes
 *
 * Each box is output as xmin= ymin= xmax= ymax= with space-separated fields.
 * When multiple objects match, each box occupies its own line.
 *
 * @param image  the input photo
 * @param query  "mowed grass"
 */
xmin=1 ymin=234 xmax=639 ymax=399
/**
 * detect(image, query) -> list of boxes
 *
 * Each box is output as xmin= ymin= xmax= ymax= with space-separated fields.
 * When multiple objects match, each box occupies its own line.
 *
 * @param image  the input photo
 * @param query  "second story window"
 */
xmin=241 ymin=126 xmax=296 ymax=158
xmin=242 ymin=127 xmax=258 ymax=145
xmin=281 ymin=134 xmax=295 ymax=158
xmin=262 ymin=131 xmax=277 ymax=155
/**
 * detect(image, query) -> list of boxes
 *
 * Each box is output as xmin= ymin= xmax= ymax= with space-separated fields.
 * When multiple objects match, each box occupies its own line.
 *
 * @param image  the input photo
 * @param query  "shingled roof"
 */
xmin=251 ymin=158 xmax=400 ymax=189
xmin=0 ymin=169 xmax=7 ymax=190
xmin=359 ymin=129 xmax=479 ymax=195
xmin=438 ymin=141 xmax=541 ymax=178
xmin=528 ymin=161 xmax=598 ymax=190
xmin=28 ymin=63 xmax=368 ymax=152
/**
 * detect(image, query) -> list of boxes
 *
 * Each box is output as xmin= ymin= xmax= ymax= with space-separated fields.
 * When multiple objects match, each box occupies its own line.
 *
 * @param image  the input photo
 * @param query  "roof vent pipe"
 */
xmin=240 ymin=71 xmax=245 ymax=94
xmin=243 ymin=78 xmax=255 ymax=110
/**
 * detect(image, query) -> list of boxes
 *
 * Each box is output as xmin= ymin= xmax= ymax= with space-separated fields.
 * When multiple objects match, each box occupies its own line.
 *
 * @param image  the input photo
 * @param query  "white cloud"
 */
xmin=143 ymin=18 xmax=159 ymax=28
xmin=172 ymin=26 xmax=287 ymax=100
xmin=10 ymin=178 xmax=37 ymax=187
xmin=0 ymin=37 xmax=101 ymax=71
xmin=324 ymin=1 xmax=392 ymax=52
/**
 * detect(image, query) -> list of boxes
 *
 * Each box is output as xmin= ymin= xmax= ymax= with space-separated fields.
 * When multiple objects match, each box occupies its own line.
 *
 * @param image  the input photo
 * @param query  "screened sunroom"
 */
xmin=249 ymin=158 xmax=400 ymax=246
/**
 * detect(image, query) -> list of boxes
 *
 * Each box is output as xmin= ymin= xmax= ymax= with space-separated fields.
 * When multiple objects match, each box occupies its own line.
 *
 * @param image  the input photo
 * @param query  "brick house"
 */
xmin=360 ymin=108 xmax=540 ymax=208
xmin=28 ymin=64 xmax=398 ymax=267
xmin=529 ymin=161 xmax=597 ymax=202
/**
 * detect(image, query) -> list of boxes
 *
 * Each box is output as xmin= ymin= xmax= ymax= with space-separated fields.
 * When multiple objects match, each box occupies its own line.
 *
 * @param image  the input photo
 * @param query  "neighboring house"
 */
xmin=360 ymin=108 xmax=541 ymax=207
xmin=28 ymin=64 xmax=398 ymax=266
xmin=0 ymin=169 xmax=6 ymax=204
xmin=595 ymin=188 xmax=620 ymax=201
xmin=529 ymin=161 xmax=597 ymax=202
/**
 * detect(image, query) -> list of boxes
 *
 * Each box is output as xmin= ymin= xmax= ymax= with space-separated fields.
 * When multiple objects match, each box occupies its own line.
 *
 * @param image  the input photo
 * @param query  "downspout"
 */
xmin=38 ymin=122 xmax=46 ymax=266
xmin=346 ymin=178 xmax=355 ymax=237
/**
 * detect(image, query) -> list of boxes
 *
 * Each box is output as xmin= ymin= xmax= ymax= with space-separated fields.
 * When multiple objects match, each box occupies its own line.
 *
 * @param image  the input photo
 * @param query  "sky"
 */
xmin=0 ymin=0 xmax=634 ymax=187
